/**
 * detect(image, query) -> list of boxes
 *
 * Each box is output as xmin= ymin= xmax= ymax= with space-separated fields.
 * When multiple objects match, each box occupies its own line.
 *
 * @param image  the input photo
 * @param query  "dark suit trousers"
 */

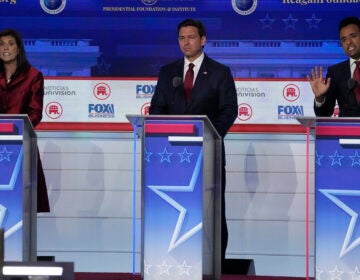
xmin=37 ymin=150 xmax=50 ymax=213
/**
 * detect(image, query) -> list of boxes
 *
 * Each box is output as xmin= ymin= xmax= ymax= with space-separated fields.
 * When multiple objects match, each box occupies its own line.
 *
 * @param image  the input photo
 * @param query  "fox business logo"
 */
xmin=136 ymin=84 xmax=156 ymax=99
xmin=278 ymin=105 xmax=304 ymax=120
xmin=88 ymin=104 xmax=115 ymax=118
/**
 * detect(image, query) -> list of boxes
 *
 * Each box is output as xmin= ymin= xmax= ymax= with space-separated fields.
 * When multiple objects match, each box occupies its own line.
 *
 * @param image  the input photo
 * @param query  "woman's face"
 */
xmin=0 ymin=35 xmax=19 ymax=63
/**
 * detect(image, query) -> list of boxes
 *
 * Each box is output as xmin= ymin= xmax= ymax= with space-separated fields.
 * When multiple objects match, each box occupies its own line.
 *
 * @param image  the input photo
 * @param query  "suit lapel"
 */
xmin=188 ymin=56 xmax=210 ymax=106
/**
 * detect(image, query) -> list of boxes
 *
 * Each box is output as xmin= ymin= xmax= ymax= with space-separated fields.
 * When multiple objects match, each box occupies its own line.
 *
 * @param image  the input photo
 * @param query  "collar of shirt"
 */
xmin=184 ymin=52 xmax=205 ymax=81
xmin=350 ymin=58 xmax=359 ymax=77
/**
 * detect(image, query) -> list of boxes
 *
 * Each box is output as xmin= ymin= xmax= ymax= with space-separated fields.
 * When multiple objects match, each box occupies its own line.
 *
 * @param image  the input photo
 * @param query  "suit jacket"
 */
xmin=0 ymin=63 xmax=44 ymax=125
xmin=0 ymin=62 xmax=50 ymax=212
xmin=149 ymin=54 xmax=238 ymax=138
xmin=314 ymin=59 xmax=360 ymax=117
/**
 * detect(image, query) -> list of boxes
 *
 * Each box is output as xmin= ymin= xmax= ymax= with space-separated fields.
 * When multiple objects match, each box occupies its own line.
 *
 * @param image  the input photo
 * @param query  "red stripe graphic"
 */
xmin=145 ymin=124 xmax=195 ymax=134
xmin=316 ymin=126 xmax=360 ymax=137
xmin=0 ymin=123 xmax=15 ymax=133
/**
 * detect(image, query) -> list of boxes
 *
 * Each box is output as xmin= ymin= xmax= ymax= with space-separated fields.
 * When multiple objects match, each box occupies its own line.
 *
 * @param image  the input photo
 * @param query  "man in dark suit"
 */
xmin=149 ymin=18 xmax=238 ymax=269
xmin=307 ymin=16 xmax=360 ymax=116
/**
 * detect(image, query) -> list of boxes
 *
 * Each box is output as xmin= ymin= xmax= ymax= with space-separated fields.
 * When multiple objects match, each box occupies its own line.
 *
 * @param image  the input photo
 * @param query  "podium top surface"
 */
xmin=0 ymin=114 xmax=36 ymax=137
xmin=297 ymin=117 xmax=360 ymax=128
xmin=126 ymin=114 xmax=220 ymax=139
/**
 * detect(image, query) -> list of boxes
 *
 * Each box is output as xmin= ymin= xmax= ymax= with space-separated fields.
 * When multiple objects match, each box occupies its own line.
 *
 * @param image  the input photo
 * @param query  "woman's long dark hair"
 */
xmin=0 ymin=28 xmax=29 ymax=77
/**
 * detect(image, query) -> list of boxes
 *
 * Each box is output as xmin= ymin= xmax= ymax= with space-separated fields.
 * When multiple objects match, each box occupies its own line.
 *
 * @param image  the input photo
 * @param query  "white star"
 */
xmin=157 ymin=260 xmax=172 ymax=275
xmin=316 ymin=265 xmax=324 ymax=280
xmin=328 ymin=265 xmax=344 ymax=280
xmin=177 ymin=260 xmax=192 ymax=275
xmin=350 ymin=266 xmax=360 ymax=280
xmin=143 ymin=260 xmax=152 ymax=275
xmin=147 ymin=149 xmax=203 ymax=252
xmin=319 ymin=189 xmax=360 ymax=257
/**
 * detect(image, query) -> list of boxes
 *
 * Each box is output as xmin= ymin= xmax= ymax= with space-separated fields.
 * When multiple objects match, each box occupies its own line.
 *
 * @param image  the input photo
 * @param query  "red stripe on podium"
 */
xmin=316 ymin=126 xmax=360 ymax=136
xmin=145 ymin=123 xmax=195 ymax=134
xmin=0 ymin=123 xmax=15 ymax=133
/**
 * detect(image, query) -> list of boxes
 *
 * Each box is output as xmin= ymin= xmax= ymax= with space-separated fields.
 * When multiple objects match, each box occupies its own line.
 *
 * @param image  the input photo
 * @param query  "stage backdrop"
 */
xmin=0 ymin=0 xmax=355 ymax=128
xmin=1 ymin=0 xmax=359 ymax=277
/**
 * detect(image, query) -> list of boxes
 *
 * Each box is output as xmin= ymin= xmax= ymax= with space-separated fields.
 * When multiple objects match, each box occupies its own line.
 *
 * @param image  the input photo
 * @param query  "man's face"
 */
xmin=340 ymin=24 xmax=360 ymax=60
xmin=178 ymin=26 xmax=206 ymax=62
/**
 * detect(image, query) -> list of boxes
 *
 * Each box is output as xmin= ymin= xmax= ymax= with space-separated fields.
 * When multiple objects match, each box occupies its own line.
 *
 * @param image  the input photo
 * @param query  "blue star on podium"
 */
xmin=0 ymin=146 xmax=12 ymax=162
xmin=319 ymin=189 xmax=360 ymax=257
xmin=147 ymin=149 xmax=203 ymax=252
xmin=349 ymin=151 xmax=360 ymax=167
xmin=178 ymin=148 xmax=193 ymax=163
xmin=329 ymin=150 xmax=344 ymax=166
xmin=144 ymin=148 xmax=153 ymax=163
xmin=158 ymin=147 xmax=172 ymax=163
xmin=315 ymin=150 xmax=324 ymax=166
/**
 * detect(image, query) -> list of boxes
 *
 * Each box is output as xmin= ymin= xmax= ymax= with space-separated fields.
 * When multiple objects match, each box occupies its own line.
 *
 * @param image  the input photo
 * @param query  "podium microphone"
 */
xmin=348 ymin=78 xmax=358 ymax=91
xmin=172 ymin=76 xmax=182 ymax=88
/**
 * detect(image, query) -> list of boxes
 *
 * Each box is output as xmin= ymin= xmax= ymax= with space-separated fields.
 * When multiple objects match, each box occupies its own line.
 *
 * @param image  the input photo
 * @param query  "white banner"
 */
xmin=42 ymin=78 xmax=319 ymax=125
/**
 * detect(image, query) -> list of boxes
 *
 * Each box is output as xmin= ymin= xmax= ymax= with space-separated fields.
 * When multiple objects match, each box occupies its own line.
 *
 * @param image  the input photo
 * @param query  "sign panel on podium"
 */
xmin=0 ymin=114 xmax=37 ymax=262
xmin=298 ymin=117 xmax=360 ymax=279
xmin=127 ymin=115 xmax=222 ymax=280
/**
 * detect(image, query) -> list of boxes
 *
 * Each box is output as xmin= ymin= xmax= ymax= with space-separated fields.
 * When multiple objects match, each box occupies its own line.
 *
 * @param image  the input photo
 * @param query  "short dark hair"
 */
xmin=0 ymin=28 xmax=28 ymax=73
xmin=178 ymin=18 xmax=206 ymax=38
xmin=338 ymin=16 xmax=360 ymax=33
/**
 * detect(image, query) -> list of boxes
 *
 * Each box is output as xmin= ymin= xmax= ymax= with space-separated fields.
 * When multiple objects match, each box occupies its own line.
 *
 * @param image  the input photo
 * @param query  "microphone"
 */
xmin=348 ymin=78 xmax=358 ymax=91
xmin=172 ymin=76 xmax=182 ymax=88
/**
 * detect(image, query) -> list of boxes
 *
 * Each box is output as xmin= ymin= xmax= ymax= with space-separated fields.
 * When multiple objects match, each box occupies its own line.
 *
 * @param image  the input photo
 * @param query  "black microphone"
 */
xmin=172 ymin=76 xmax=182 ymax=88
xmin=348 ymin=78 xmax=358 ymax=91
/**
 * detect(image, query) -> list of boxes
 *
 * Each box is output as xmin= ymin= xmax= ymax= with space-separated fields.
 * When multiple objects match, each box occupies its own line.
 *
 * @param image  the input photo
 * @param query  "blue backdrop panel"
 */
xmin=0 ymin=1 xmax=356 ymax=77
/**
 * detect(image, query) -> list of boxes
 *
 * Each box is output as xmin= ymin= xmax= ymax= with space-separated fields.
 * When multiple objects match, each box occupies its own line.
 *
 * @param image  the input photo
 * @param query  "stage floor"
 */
xmin=75 ymin=273 xmax=312 ymax=280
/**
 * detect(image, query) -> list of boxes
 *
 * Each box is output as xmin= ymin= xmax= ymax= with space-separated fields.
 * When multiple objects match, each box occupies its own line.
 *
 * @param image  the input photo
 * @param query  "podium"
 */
xmin=298 ymin=117 xmax=360 ymax=279
xmin=0 ymin=114 xmax=37 ymax=261
xmin=127 ymin=115 xmax=222 ymax=280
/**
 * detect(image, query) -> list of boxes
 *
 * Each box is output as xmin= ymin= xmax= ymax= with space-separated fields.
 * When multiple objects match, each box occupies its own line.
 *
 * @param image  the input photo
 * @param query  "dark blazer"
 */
xmin=314 ymin=59 xmax=360 ymax=117
xmin=0 ymin=62 xmax=50 ymax=212
xmin=149 ymin=54 xmax=238 ymax=139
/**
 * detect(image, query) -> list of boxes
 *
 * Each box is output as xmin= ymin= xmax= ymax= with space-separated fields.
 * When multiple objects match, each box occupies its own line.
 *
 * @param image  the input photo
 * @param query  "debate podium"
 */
xmin=127 ymin=115 xmax=222 ymax=280
xmin=0 ymin=114 xmax=37 ymax=262
xmin=298 ymin=117 xmax=360 ymax=279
